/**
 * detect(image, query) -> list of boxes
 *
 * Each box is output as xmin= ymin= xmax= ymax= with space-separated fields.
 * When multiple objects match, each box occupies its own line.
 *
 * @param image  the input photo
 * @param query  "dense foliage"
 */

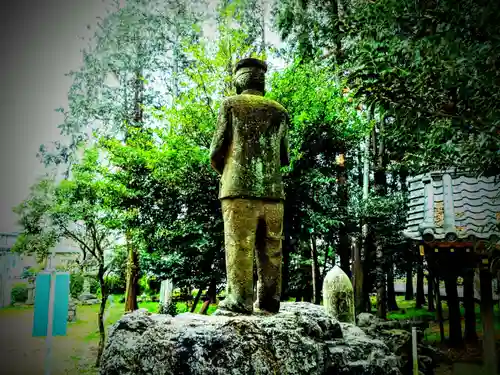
xmin=12 ymin=0 xmax=498 ymax=358
xmin=274 ymin=0 xmax=500 ymax=177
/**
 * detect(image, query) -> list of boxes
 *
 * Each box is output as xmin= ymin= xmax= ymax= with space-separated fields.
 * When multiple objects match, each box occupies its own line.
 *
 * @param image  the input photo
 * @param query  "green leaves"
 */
xmin=275 ymin=0 xmax=500 ymax=176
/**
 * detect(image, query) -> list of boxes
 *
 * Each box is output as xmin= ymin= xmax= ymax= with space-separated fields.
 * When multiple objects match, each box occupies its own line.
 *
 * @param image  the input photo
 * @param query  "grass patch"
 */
xmin=0 ymin=296 xmax=218 ymax=375
xmin=379 ymin=296 xmax=500 ymax=344
xmin=386 ymin=297 xmax=435 ymax=321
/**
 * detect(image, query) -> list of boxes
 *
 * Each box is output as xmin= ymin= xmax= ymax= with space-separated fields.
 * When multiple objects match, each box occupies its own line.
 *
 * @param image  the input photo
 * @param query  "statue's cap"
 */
xmin=234 ymin=58 xmax=268 ymax=74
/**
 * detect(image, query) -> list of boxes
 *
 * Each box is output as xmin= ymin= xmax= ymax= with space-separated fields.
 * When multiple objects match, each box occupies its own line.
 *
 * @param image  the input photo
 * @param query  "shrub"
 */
xmin=148 ymin=277 xmax=161 ymax=295
xmin=138 ymin=276 xmax=149 ymax=295
xmin=139 ymin=275 xmax=160 ymax=296
xmin=11 ymin=283 xmax=28 ymax=304
xmin=70 ymin=273 xmax=84 ymax=298
xmin=20 ymin=267 xmax=35 ymax=279
xmin=158 ymin=301 xmax=178 ymax=316
xmin=105 ymin=274 xmax=126 ymax=295
xmin=88 ymin=277 xmax=99 ymax=294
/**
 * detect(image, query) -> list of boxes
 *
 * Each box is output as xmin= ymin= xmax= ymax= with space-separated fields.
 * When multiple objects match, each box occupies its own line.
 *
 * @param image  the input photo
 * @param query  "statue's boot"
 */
xmin=219 ymin=198 xmax=258 ymax=314
xmin=254 ymin=200 xmax=284 ymax=314
xmin=218 ymin=295 xmax=252 ymax=314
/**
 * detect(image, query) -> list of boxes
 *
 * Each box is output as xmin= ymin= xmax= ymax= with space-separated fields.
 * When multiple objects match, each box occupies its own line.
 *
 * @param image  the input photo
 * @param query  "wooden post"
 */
xmin=434 ymin=276 xmax=445 ymax=343
xmin=480 ymin=268 xmax=497 ymax=375
xmin=464 ymin=267 xmax=478 ymax=342
xmin=412 ymin=327 xmax=419 ymax=375
xmin=427 ymin=270 xmax=435 ymax=312
xmin=44 ymin=270 xmax=56 ymax=375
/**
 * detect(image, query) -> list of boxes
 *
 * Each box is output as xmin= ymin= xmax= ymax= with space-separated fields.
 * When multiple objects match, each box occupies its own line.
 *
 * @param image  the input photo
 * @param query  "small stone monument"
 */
xmin=210 ymin=58 xmax=290 ymax=315
xmin=159 ymin=279 xmax=173 ymax=304
xmin=67 ymin=299 xmax=77 ymax=322
xmin=26 ymin=278 xmax=35 ymax=305
xmin=322 ymin=265 xmax=355 ymax=323
xmin=78 ymin=275 xmax=99 ymax=305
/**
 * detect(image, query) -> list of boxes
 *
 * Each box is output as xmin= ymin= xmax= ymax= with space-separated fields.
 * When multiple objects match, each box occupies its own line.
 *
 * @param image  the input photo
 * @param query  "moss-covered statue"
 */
xmin=210 ymin=58 xmax=289 ymax=314
xmin=322 ymin=265 xmax=355 ymax=323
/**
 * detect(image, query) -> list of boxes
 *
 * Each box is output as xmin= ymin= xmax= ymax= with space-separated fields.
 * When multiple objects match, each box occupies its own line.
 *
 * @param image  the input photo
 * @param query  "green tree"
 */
xmin=267 ymin=60 xmax=368 ymax=301
xmin=13 ymin=148 xmax=121 ymax=367
xmin=274 ymin=0 xmax=500 ymax=177
xmin=38 ymin=0 xmax=205 ymax=312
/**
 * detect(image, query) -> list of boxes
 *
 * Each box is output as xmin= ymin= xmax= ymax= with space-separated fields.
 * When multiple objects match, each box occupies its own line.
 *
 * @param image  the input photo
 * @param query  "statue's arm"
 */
xmin=210 ymin=101 xmax=231 ymax=175
xmin=280 ymin=112 xmax=290 ymax=167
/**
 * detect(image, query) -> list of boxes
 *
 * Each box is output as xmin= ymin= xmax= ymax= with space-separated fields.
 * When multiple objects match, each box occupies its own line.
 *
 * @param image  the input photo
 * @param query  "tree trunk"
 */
xmin=463 ymin=268 xmax=477 ymax=342
xmin=434 ymin=275 xmax=445 ymax=343
xmin=427 ymin=270 xmax=435 ymax=312
xmin=405 ymin=255 xmax=414 ymax=300
xmin=362 ymin=237 xmax=374 ymax=312
xmin=339 ymin=232 xmax=350 ymax=276
xmin=124 ymin=230 xmax=139 ymax=312
xmin=124 ymin=69 xmax=144 ymax=312
xmin=200 ymin=278 xmax=217 ymax=315
xmin=259 ymin=0 xmax=266 ymax=56
xmin=361 ymin=130 xmax=371 ymax=312
xmin=375 ymin=245 xmax=387 ymax=319
xmin=321 ymin=242 xmax=331 ymax=281
xmin=190 ymin=286 xmax=204 ymax=313
xmin=387 ymin=263 xmax=398 ymax=311
xmin=479 ymin=269 xmax=497 ymax=374
xmin=416 ymin=254 xmax=426 ymax=308
xmin=207 ymin=277 xmax=217 ymax=304
xmin=337 ymin=150 xmax=350 ymax=276
xmin=310 ymin=233 xmax=321 ymax=305
xmin=303 ymin=278 xmax=312 ymax=303
xmin=444 ymin=272 xmax=462 ymax=347
xmin=95 ymin=265 xmax=107 ymax=368
xmin=353 ymin=233 xmax=364 ymax=314
xmin=281 ymin=227 xmax=291 ymax=301
xmin=362 ymin=239 xmax=375 ymax=313
xmin=372 ymin=117 xmax=388 ymax=320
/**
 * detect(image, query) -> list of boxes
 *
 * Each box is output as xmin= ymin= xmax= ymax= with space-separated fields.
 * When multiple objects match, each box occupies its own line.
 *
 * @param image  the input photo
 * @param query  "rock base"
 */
xmin=78 ymin=293 xmax=101 ymax=305
xmin=78 ymin=292 xmax=100 ymax=305
xmin=357 ymin=313 xmax=440 ymax=375
xmin=100 ymin=302 xmax=401 ymax=375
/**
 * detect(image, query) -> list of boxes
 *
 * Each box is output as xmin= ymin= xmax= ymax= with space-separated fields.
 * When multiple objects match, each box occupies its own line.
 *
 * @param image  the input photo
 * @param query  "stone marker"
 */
xmin=67 ymin=299 xmax=77 ymax=322
xmin=158 ymin=279 xmax=174 ymax=314
xmin=209 ymin=58 xmax=290 ymax=315
xmin=159 ymin=279 xmax=173 ymax=306
xmin=322 ymin=265 xmax=355 ymax=323
xmin=78 ymin=275 xmax=99 ymax=304
xmin=26 ymin=280 xmax=35 ymax=305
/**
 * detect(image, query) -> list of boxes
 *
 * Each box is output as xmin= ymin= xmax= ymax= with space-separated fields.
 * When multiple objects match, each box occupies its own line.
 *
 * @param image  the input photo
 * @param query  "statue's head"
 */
xmin=233 ymin=58 xmax=267 ymax=95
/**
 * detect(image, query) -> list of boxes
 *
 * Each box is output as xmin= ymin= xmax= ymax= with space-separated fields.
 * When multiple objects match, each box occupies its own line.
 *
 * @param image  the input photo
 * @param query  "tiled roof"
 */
xmin=404 ymin=171 xmax=500 ymax=242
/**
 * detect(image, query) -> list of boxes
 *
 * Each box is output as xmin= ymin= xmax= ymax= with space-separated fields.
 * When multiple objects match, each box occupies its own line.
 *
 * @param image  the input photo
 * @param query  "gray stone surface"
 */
xmin=79 ymin=298 xmax=100 ymax=305
xmin=79 ymin=292 xmax=97 ymax=301
xmin=78 ymin=292 xmax=100 ymax=305
xmin=356 ymin=313 xmax=438 ymax=375
xmin=100 ymin=302 xmax=401 ymax=375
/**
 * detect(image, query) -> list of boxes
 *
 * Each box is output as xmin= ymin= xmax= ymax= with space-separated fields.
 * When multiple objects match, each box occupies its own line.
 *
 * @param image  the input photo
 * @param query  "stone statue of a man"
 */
xmin=210 ymin=58 xmax=289 ymax=314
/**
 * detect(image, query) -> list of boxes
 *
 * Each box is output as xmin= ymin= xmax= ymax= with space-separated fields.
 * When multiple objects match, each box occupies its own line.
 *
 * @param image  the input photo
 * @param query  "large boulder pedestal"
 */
xmin=99 ymin=302 xmax=401 ymax=375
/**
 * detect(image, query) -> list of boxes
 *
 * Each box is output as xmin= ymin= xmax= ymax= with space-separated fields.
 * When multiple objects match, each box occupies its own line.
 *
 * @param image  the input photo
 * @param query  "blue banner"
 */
xmin=52 ymin=273 xmax=70 ymax=336
xmin=32 ymin=272 xmax=70 ymax=337
xmin=32 ymin=273 xmax=51 ymax=337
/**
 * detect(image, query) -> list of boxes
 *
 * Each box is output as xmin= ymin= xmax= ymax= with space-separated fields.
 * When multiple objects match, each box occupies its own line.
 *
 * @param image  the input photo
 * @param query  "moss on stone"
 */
xmin=210 ymin=92 xmax=289 ymax=200
xmin=322 ymin=265 xmax=355 ymax=323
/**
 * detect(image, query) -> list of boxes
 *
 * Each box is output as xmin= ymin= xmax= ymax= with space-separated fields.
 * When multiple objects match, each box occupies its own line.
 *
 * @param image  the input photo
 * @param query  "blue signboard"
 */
xmin=32 ymin=272 xmax=70 ymax=337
